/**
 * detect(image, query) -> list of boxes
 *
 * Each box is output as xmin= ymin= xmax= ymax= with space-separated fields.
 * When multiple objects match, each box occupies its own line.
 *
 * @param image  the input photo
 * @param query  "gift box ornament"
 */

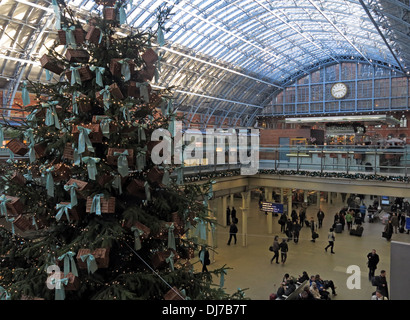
xmin=86 ymin=195 xmax=116 ymax=214
xmin=109 ymin=82 xmax=124 ymax=100
xmin=4 ymin=196 xmax=25 ymax=216
xmin=10 ymin=171 xmax=26 ymax=186
xmin=65 ymin=49 xmax=90 ymax=63
xmin=65 ymin=179 xmax=89 ymax=199
xmin=103 ymin=7 xmax=116 ymax=21
xmin=40 ymin=54 xmax=65 ymax=75
xmin=65 ymin=66 xmax=94 ymax=83
xmin=85 ymin=25 xmax=101 ymax=45
xmin=56 ymin=202 xmax=85 ymax=222
xmin=126 ymin=81 xmax=152 ymax=99
xmin=72 ymin=123 xmax=103 ymax=143
xmin=126 ymin=179 xmax=146 ymax=198
xmin=76 ymin=247 xmax=110 ymax=269
xmin=147 ymin=166 xmax=164 ymax=185
xmin=13 ymin=214 xmax=34 ymax=232
xmin=52 ymin=163 xmax=71 ymax=182
xmin=58 ymin=28 xmax=86 ymax=46
xmin=138 ymin=65 xmax=156 ymax=82
xmin=164 ymin=287 xmax=185 ymax=301
xmin=109 ymin=58 xmax=135 ymax=79
xmin=142 ymin=48 xmax=158 ymax=66
xmin=46 ymin=272 xmax=80 ymax=291
xmin=69 ymin=93 xmax=92 ymax=114
xmin=6 ymin=139 xmax=28 ymax=156
xmin=125 ymin=220 xmax=150 ymax=240
xmin=95 ymin=83 xmax=124 ymax=108
xmin=107 ymin=148 xmax=134 ymax=166
xmin=34 ymin=142 xmax=47 ymax=159
xmin=151 ymin=249 xmax=178 ymax=269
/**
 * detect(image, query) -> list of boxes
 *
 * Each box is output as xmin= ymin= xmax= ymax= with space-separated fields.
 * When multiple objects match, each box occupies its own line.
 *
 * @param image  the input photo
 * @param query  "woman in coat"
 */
xmin=383 ymin=220 xmax=394 ymax=241
xmin=270 ymin=235 xmax=280 ymax=264
xmin=391 ymin=213 xmax=399 ymax=234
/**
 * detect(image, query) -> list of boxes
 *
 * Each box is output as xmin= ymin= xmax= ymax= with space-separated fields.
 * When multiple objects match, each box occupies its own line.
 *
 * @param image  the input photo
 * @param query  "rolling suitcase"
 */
xmin=335 ymin=223 xmax=342 ymax=233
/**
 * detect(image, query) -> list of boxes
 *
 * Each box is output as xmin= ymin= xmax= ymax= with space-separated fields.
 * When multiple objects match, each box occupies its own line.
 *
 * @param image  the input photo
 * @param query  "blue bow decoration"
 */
xmin=90 ymin=66 xmax=105 ymax=87
xmin=80 ymin=254 xmax=98 ymax=274
xmin=62 ymin=26 xmax=76 ymax=48
xmin=64 ymin=182 xmax=78 ymax=207
xmin=77 ymin=126 xmax=95 ymax=154
xmin=41 ymin=101 xmax=61 ymax=129
xmin=55 ymin=202 xmax=72 ymax=223
xmin=166 ymin=251 xmax=175 ymax=271
xmin=46 ymin=167 xmax=55 ymax=198
xmin=99 ymin=85 xmax=111 ymax=110
xmin=57 ymin=251 xmax=78 ymax=277
xmin=82 ymin=157 xmax=100 ymax=180
xmin=114 ymin=150 xmax=129 ymax=177
xmin=22 ymin=81 xmax=30 ymax=106
xmin=167 ymin=223 xmax=176 ymax=250
xmin=131 ymin=226 xmax=144 ymax=251
xmin=90 ymin=193 xmax=104 ymax=215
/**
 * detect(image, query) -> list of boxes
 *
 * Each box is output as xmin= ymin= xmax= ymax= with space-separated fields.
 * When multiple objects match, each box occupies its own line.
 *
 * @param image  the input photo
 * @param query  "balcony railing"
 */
xmin=2 ymin=144 xmax=409 ymax=180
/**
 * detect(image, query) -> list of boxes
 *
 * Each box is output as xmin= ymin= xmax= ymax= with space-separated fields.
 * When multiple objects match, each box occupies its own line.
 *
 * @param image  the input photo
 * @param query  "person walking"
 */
xmin=345 ymin=210 xmax=353 ymax=230
xmin=231 ymin=207 xmax=237 ymax=223
xmin=270 ymin=235 xmax=280 ymax=264
xmin=310 ymin=217 xmax=318 ymax=242
xmin=278 ymin=213 xmax=287 ymax=233
xmin=299 ymin=208 xmax=306 ymax=228
xmin=293 ymin=221 xmax=301 ymax=244
xmin=372 ymin=270 xmax=389 ymax=299
xmin=317 ymin=208 xmax=325 ymax=228
xmin=199 ymin=246 xmax=210 ymax=273
xmin=227 ymin=221 xmax=238 ymax=245
xmin=391 ymin=213 xmax=399 ymax=234
xmin=360 ymin=202 xmax=367 ymax=223
xmin=279 ymin=238 xmax=289 ymax=264
xmin=324 ymin=228 xmax=336 ymax=254
xmin=226 ymin=206 xmax=231 ymax=226
xmin=367 ymin=249 xmax=380 ymax=281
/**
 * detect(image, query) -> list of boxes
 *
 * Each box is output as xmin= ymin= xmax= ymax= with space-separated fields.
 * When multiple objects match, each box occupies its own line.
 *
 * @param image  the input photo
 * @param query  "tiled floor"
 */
xmin=202 ymin=195 xmax=410 ymax=300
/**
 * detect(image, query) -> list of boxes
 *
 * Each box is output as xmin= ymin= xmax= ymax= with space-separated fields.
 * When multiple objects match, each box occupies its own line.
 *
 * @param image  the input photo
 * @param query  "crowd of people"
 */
xmin=271 ymin=271 xmax=337 ymax=300
xmin=266 ymin=193 xmax=401 ymax=300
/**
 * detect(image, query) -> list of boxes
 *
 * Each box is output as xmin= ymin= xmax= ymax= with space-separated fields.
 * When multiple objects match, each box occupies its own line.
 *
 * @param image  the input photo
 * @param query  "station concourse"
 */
xmin=199 ymin=191 xmax=408 ymax=300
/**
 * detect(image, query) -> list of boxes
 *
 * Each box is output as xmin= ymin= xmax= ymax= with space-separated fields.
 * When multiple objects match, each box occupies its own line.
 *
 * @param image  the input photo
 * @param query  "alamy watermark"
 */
xmin=150 ymin=121 xmax=260 ymax=175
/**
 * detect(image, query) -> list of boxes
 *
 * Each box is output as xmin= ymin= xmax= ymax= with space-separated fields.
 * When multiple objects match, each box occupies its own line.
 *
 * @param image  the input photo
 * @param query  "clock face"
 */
xmin=331 ymin=82 xmax=348 ymax=99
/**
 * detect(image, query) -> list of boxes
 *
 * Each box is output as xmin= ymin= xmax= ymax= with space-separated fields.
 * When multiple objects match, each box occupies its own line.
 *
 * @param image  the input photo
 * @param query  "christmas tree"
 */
xmin=0 ymin=0 xmax=244 ymax=300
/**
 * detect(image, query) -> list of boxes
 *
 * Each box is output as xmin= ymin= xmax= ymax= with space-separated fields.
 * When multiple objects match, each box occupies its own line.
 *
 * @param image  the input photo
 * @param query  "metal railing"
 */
xmin=2 ymin=144 xmax=409 ymax=179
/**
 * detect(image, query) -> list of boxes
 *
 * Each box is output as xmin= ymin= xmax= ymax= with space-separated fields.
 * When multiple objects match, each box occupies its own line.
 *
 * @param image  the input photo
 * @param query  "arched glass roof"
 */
xmin=0 ymin=0 xmax=409 ymax=127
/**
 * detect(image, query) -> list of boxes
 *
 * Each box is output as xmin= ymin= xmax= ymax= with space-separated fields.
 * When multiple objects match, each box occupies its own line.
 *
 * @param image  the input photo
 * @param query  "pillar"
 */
xmin=230 ymin=193 xmax=234 ymax=208
xmin=240 ymin=191 xmax=250 ymax=247
xmin=222 ymin=195 xmax=228 ymax=226
xmin=265 ymin=187 xmax=272 ymax=202
xmin=280 ymin=188 xmax=284 ymax=204
xmin=240 ymin=207 xmax=248 ymax=247
xmin=287 ymin=188 xmax=292 ymax=215
xmin=317 ymin=190 xmax=321 ymax=208
xmin=304 ymin=190 xmax=308 ymax=203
